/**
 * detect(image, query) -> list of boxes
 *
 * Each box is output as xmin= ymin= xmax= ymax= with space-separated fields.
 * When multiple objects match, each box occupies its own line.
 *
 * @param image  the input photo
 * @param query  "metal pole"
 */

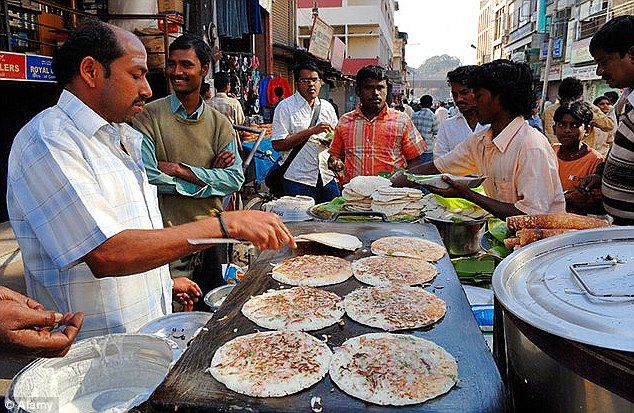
xmin=540 ymin=0 xmax=558 ymax=112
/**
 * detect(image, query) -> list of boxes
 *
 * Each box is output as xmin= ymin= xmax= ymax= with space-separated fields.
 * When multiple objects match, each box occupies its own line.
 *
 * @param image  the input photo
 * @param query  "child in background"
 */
xmin=553 ymin=102 xmax=604 ymax=214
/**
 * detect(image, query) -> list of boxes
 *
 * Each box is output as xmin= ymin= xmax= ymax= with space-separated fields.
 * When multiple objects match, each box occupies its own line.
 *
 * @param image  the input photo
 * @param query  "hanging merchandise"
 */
xmin=216 ymin=0 xmax=262 ymax=39
xmin=266 ymin=76 xmax=292 ymax=106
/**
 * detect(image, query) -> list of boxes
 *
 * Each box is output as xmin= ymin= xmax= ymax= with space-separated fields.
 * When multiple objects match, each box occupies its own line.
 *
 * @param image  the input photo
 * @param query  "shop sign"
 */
xmin=561 ymin=64 xmax=600 ymax=81
xmin=0 ymin=52 xmax=27 ymax=80
xmin=330 ymin=37 xmax=345 ymax=72
xmin=540 ymin=63 xmax=561 ymax=81
xmin=570 ymin=37 xmax=593 ymax=65
xmin=0 ymin=52 xmax=55 ymax=82
xmin=511 ymin=51 xmax=526 ymax=63
xmin=308 ymin=16 xmax=334 ymax=61
xmin=26 ymin=55 xmax=55 ymax=82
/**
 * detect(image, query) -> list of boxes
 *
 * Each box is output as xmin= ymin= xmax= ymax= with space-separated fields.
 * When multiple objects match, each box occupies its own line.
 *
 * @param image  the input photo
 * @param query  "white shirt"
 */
xmin=435 ymin=106 xmax=449 ymax=124
xmin=7 ymin=90 xmax=172 ymax=340
xmin=433 ymin=112 xmax=488 ymax=158
xmin=271 ymin=92 xmax=338 ymax=186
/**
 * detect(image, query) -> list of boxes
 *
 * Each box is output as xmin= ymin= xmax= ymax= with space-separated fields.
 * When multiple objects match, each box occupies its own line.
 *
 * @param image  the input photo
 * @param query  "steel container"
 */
xmin=203 ymin=284 xmax=236 ymax=311
xmin=492 ymin=227 xmax=634 ymax=412
xmin=6 ymin=334 xmax=178 ymax=413
xmin=137 ymin=311 xmax=213 ymax=351
xmin=425 ymin=216 xmax=486 ymax=256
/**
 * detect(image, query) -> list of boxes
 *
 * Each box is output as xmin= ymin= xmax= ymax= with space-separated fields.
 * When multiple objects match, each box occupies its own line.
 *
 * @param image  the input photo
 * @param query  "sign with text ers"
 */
xmin=0 ymin=52 xmax=55 ymax=82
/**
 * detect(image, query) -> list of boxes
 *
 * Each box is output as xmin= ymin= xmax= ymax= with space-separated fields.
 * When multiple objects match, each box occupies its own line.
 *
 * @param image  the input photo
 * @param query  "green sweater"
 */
xmin=133 ymin=96 xmax=236 ymax=226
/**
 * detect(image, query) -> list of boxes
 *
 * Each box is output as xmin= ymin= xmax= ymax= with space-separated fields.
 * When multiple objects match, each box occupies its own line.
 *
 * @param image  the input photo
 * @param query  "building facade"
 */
xmin=296 ymin=0 xmax=398 ymax=75
xmin=475 ymin=0 xmax=631 ymax=102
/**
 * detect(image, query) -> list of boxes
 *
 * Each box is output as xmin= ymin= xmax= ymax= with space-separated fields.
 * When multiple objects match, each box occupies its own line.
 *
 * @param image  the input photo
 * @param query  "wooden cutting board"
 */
xmin=140 ymin=222 xmax=506 ymax=412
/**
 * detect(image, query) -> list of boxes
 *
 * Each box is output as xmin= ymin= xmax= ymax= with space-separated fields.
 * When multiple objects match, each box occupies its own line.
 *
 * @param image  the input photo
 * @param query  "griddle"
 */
xmin=142 ymin=222 xmax=506 ymax=412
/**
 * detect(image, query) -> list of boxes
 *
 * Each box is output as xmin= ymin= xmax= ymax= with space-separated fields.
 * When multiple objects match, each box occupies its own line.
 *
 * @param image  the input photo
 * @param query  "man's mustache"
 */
xmin=133 ymin=97 xmax=146 ymax=105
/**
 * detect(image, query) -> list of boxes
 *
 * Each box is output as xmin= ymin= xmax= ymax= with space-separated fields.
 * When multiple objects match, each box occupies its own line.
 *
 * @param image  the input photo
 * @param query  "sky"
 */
xmin=395 ymin=0 xmax=479 ymax=68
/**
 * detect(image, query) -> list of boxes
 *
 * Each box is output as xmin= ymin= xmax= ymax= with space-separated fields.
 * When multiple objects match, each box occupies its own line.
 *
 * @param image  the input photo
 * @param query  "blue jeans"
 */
xmin=419 ymin=151 xmax=434 ymax=164
xmin=283 ymin=175 xmax=341 ymax=204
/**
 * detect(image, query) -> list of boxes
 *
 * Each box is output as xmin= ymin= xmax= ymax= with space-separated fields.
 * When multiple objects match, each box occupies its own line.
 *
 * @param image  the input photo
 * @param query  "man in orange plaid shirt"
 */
xmin=328 ymin=65 xmax=427 ymax=184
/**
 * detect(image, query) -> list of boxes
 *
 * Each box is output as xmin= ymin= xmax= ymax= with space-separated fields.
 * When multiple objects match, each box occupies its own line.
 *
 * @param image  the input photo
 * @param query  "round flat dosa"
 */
xmin=343 ymin=285 xmax=446 ymax=331
xmin=329 ymin=333 xmax=458 ymax=406
xmin=296 ymin=232 xmax=362 ymax=251
xmin=352 ymin=256 xmax=437 ymax=286
xmin=347 ymin=176 xmax=392 ymax=197
xmin=241 ymin=287 xmax=344 ymax=331
xmin=272 ymin=255 xmax=353 ymax=286
xmin=210 ymin=331 xmax=332 ymax=397
xmin=371 ymin=236 xmax=446 ymax=261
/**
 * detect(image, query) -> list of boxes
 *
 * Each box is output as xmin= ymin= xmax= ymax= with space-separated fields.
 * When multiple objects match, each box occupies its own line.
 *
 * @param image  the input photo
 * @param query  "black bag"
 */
xmin=265 ymin=103 xmax=321 ymax=198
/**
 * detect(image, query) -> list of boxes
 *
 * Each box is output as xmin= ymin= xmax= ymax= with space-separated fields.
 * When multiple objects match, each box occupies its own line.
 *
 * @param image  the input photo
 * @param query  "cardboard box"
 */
xmin=158 ymin=0 xmax=184 ymax=14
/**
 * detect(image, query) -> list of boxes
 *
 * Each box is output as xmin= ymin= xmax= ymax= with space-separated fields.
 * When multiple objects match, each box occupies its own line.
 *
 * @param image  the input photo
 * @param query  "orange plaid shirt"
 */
xmin=329 ymin=105 xmax=427 ymax=184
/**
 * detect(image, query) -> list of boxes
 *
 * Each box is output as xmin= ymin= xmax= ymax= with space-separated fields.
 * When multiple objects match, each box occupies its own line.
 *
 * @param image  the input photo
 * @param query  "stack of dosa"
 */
xmin=504 ymin=212 xmax=609 ymax=249
xmin=370 ymin=187 xmax=424 ymax=217
xmin=341 ymin=176 xmax=423 ymax=217
xmin=341 ymin=176 xmax=392 ymax=212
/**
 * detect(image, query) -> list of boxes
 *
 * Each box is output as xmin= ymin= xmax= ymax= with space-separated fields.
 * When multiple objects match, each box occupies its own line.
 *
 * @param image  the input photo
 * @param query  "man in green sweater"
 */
xmin=133 ymin=34 xmax=244 ymax=303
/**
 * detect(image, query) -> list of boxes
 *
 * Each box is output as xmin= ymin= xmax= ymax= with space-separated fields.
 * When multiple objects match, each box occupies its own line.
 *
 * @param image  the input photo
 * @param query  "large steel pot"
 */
xmin=492 ymin=227 xmax=634 ymax=412
xmin=425 ymin=216 xmax=486 ymax=256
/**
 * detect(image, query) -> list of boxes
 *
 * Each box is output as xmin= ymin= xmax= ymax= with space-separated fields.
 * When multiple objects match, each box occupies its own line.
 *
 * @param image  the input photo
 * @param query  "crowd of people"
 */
xmin=1 ymin=15 xmax=632 ymax=357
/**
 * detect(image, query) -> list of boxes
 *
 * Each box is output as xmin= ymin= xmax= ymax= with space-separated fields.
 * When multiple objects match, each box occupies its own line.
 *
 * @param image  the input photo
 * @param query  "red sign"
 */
xmin=0 ymin=52 xmax=27 ymax=80
xmin=297 ymin=0 xmax=342 ymax=8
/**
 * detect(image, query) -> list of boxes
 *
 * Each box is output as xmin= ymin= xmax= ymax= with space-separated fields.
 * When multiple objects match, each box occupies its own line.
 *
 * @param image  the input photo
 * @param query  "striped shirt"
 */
xmin=411 ymin=108 xmax=439 ymax=154
xmin=602 ymin=90 xmax=634 ymax=224
xmin=330 ymin=105 xmax=427 ymax=184
xmin=7 ymin=90 xmax=172 ymax=340
xmin=435 ymin=117 xmax=565 ymax=215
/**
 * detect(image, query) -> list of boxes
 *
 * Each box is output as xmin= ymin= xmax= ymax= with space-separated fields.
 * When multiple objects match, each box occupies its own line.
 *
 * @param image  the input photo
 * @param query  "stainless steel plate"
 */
xmin=137 ymin=312 xmax=212 ymax=350
xmin=493 ymin=226 xmax=634 ymax=352
xmin=203 ymin=284 xmax=236 ymax=310
xmin=6 ymin=334 xmax=176 ymax=413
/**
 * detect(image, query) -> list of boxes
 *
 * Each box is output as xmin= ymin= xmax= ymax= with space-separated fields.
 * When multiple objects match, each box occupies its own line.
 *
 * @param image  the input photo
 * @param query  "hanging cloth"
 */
xmin=247 ymin=0 xmax=263 ymax=34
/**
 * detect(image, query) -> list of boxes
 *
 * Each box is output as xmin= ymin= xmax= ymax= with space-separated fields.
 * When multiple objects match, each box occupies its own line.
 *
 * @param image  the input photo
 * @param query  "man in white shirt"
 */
xmin=435 ymin=102 xmax=449 ymax=124
xmin=271 ymin=60 xmax=340 ymax=202
xmin=434 ymin=66 xmax=487 ymax=158
xmin=7 ymin=20 xmax=294 ymax=340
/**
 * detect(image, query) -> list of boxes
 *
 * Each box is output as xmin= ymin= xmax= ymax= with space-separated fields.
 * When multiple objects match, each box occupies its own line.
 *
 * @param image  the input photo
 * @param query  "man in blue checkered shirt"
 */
xmin=411 ymin=95 xmax=439 ymax=163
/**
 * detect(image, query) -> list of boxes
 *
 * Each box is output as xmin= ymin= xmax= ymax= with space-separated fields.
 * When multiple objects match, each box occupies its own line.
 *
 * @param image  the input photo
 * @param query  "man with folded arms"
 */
xmin=329 ymin=65 xmax=426 ymax=185
xmin=392 ymin=60 xmax=565 ymax=219
xmin=7 ymin=20 xmax=294 ymax=340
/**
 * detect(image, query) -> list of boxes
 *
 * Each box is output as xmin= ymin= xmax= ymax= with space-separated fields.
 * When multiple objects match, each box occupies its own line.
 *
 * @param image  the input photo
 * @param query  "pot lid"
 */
xmin=493 ymin=226 xmax=634 ymax=352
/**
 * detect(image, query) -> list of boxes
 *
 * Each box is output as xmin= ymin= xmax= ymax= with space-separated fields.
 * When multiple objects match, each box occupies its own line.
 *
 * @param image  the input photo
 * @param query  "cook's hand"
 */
xmin=172 ymin=277 xmax=202 ymax=312
xmin=390 ymin=170 xmax=416 ymax=188
xmin=427 ymin=175 xmax=469 ymax=198
xmin=310 ymin=122 xmax=333 ymax=135
xmin=222 ymin=210 xmax=296 ymax=250
xmin=158 ymin=161 xmax=183 ymax=177
xmin=579 ymin=173 xmax=601 ymax=195
xmin=0 ymin=299 xmax=83 ymax=358
xmin=212 ymin=151 xmax=235 ymax=168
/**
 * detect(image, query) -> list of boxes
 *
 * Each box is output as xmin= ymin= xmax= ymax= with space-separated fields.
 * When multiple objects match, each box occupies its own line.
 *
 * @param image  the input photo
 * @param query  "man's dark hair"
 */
xmin=274 ymin=86 xmax=284 ymax=98
xmin=553 ymin=101 xmax=593 ymax=126
xmin=439 ymin=101 xmax=447 ymax=107
xmin=447 ymin=65 xmax=478 ymax=85
xmin=214 ymin=71 xmax=230 ymax=91
xmin=589 ymin=15 xmax=634 ymax=58
xmin=467 ymin=59 xmax=535 ymax=119
xmin=169 ymin=33 xmax=211 ymax=66
xmin=419 ymin=95 xmax=433 ymax=108
xmin=356 ymin=65 xmax=389 ymax=88
xmin=52 ymin=19 xmax=125 ymax=87
xmin=604 ymin=90 xmax=619 ymax=105
xmin=593 ymin=95 xmax=610 ymax=106
xmin=293 ymin=60 xmax=321 ymax=81
xmin=200 ymin=81 xmax=210 ymax=95
xmin=557 ymin=77 xmax=584 ymax=102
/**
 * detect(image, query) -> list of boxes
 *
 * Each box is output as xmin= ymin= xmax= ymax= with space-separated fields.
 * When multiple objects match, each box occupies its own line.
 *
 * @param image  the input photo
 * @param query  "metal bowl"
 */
xmin=6 ymin=334 xmax=177 ymax=413
xmin=137 ymin=311 xmax=213 ymax=350
xmin=203 ymin=284 xmax=236 ymax=311
xmin=425 ymin=216 xmax=486 ymax=256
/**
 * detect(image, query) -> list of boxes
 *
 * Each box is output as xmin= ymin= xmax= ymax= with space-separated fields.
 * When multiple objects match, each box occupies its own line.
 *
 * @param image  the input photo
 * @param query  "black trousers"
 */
xmin=191 ymin=244 xmax=231 ymax=311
